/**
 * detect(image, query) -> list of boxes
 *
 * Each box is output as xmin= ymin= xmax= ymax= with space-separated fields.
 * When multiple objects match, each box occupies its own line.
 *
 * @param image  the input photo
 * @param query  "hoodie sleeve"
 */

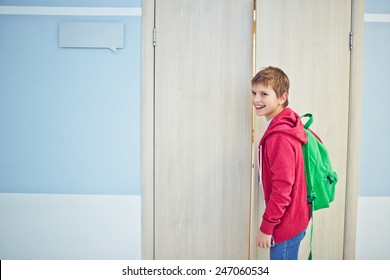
xmin=260 ymin=134 xmax=296 ymax=235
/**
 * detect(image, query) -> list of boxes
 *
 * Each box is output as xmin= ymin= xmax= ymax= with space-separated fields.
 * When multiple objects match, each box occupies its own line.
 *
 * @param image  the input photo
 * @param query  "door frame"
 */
xmin=141 ymin=0 xmax=155 ymax=260
xmin=343 ymin=0 xmax=365 ymax=260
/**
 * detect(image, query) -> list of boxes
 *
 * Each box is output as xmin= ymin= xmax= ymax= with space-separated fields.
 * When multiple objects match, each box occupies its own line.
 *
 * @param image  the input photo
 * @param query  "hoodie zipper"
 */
xmin=258 ymin=145 xmax=266 ymax=207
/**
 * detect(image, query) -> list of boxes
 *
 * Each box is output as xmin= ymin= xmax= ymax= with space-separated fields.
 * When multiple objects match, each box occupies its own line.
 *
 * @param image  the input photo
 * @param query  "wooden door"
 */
xmin=251 ymin=0 xmax=352 ymax=259
xmin=154 ymin=0 xmax=254 ymax=259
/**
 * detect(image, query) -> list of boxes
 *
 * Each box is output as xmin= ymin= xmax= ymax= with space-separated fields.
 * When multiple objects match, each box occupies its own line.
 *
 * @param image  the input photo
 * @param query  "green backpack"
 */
xmin=301 ymin=113 xmax=338 ymax=259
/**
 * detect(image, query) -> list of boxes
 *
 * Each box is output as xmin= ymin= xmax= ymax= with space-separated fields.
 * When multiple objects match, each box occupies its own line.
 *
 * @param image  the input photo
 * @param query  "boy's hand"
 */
xmin=256 ymin=229 xmax=273 ymax=248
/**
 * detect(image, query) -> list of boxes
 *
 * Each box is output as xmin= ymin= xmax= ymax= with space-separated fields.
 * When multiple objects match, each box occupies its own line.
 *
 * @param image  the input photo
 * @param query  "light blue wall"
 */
xmin=0 ymin=1 xmax=142 ymax=259
xmin=359 ymin=0 xmax=390 ymax=196
xmin=0 ymin=2 xmax=141 ymax=195
xmin=365 ymin=0 xmax=390 ymax=13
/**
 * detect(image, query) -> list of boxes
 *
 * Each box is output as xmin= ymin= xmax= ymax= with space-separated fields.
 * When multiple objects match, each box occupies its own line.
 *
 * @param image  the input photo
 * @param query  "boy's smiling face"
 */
xmin=251 ymin=82 xmax=288 ymax=121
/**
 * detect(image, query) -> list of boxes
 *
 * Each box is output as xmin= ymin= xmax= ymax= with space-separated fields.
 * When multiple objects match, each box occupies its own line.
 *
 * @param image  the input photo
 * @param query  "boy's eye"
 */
xmin=251 ymin=91 xmax=256 ymax=95
xmin=261 ymin=92 xmax=268 ymax=96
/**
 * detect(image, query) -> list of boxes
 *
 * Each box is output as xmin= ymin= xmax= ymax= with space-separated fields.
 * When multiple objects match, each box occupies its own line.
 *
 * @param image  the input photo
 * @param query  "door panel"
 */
xmin=252 ymin=0 xmax=351 ymax=259
xmin=154 ymin=0 xmax=253 ymax=259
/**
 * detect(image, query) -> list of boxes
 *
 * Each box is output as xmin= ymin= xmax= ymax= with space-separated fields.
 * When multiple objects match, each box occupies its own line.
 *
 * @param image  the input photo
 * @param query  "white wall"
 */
xmin=0 ymin=194 xmax=141 ymax=259
xmin=356 ymin=197 xmax=390 ymax=259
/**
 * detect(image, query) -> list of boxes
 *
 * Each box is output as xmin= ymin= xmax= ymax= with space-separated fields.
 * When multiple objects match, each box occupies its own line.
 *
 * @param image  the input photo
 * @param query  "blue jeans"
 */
xmin=270 ymin=230 xmax=306 ymax=260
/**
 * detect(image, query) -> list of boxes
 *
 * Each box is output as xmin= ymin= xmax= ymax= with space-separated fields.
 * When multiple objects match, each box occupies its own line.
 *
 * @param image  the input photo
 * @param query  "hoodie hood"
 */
xmin=259 ymin=108 xmax=307 ymax=146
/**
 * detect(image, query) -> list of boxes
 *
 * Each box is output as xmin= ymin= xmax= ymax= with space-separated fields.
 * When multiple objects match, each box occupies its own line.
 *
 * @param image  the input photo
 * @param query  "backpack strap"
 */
xmin=301 ymin=113 xmax=313 ymax=129
xmin=301 ymin=113 xmax=314 ymax=259
xmin=308 ymin=206 xmax=314 ymax=260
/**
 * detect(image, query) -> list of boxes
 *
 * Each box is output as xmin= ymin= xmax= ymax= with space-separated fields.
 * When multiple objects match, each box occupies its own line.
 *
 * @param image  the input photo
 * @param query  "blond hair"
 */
xmin=251 ymin=66 xmax=290 ymax=107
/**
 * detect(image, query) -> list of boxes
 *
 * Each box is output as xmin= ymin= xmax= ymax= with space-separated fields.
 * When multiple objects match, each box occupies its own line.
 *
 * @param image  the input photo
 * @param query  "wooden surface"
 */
xmin=142 ymin=0 xmax=363 ymax=260
xmin=153 ymin=0 xmax=254 ymax=259
xmin=252 ymin=0 xmax=353 ymax=259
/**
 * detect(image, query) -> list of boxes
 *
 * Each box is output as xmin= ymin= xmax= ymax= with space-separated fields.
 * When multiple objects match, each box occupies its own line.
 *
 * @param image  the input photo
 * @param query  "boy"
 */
xmin=252 ymin=66 xmax=310 ymax=260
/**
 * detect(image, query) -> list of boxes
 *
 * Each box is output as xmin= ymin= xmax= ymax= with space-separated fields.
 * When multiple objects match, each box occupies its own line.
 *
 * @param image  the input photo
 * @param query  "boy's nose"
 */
xmin=253 ymin=94 xmax=261 ymax=102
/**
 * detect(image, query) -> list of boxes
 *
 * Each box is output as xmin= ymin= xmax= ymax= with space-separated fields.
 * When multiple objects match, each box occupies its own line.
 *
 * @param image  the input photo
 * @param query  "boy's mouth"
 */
xmin=255 ymin=105 xmax=265 ymax=109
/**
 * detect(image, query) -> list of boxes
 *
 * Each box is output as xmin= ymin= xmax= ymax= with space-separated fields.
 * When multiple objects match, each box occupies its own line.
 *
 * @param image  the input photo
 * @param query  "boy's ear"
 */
xmin=279 ymin=92 xmax=288 ymax=105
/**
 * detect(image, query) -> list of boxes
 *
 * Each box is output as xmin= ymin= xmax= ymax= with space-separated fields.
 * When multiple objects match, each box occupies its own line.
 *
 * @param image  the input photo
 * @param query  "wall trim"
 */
xmin=0 ymin=6 xmax=142 ymax=16
xmin=364 ymin=13 xmax=390 ymax=22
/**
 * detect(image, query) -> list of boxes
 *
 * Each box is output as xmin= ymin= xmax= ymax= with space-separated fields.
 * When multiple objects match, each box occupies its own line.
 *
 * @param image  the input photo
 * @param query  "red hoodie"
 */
xmin=258 ymin=108 xmax=311 ymax=244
